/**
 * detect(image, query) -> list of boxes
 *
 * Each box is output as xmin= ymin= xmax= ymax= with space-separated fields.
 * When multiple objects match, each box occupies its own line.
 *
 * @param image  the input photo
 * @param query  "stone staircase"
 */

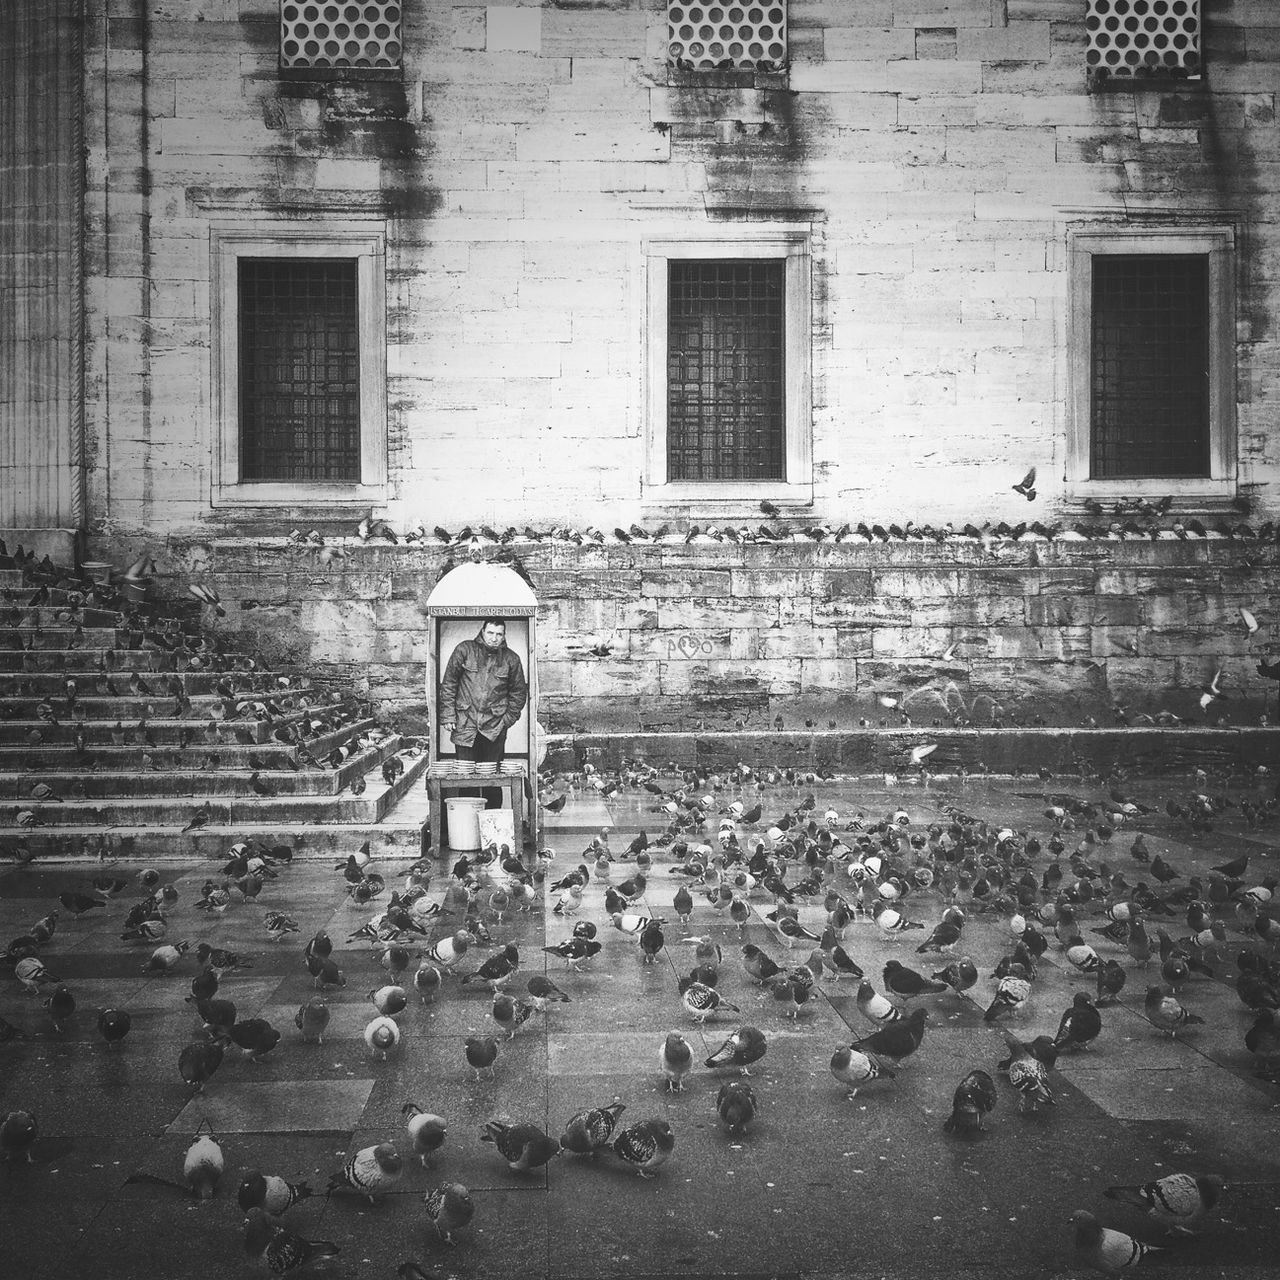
xmin=0 ymin=551 xmax=429 ymax=861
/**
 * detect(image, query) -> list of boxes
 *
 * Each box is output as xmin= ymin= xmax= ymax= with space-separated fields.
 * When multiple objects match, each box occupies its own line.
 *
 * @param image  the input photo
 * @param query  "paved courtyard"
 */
xmin=1 ymin=770 xmax=1278 ymax=1280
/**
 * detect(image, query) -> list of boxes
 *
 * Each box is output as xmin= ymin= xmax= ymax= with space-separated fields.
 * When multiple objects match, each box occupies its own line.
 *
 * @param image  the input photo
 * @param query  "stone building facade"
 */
xmin=2 ymin=1 xmax=1279 ymax=744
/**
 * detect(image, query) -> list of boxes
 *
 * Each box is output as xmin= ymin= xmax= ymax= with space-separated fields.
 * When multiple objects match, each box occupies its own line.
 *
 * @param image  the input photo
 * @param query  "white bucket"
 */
xmin=444 ymin=796 xmax=486 ymax=851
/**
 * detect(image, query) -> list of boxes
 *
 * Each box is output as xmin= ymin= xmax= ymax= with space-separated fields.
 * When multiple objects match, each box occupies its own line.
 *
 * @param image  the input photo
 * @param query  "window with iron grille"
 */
xmin=238 ymin=258 xmax=361 ymax=483
xmin=667 ymin=260 xmax=785 ymax=482
xmin=1090 ymin=255 xmax=1208 ymax=479
xmin=280 ymin=0 xmax=402 ymax=72
xmin=211 ymin=224 xmax=387 ymax=507
xmin=1067 ymin=227 xmax=1235 ymax=501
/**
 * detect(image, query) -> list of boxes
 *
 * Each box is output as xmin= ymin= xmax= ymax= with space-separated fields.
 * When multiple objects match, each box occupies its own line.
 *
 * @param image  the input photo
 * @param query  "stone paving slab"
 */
xmin=2 ymin=774 xmax=1279 ymax=1280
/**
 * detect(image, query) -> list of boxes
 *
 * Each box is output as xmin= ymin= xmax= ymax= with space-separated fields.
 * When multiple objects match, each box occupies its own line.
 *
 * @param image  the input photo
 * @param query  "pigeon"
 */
xmin=369 ymin=984 xmax=408 ymax=1017
xmin=541 ymin=936 xmax=602 ymax=969
xmin=465 ymin=1035 xmax=499 ymax=1080
xmin=411 ymin=962 xmax=443 ymax=1007
xmin=704 ymin=1026 xmax=768 ymax=1074
xmin=1054 ymin=992 xmax=1102 ymax=1051
xmin=883 ymin=960 xmax=948 ymax=1000
xmin=229 ymin=1017 xmax=282 ymax=1061
xmin=740 ymin=943 xmax=782 ymax=984
xmin=401 ymin=1104 xmax=447 ymax=1167
xmin=481 ymin=1121 xmax=560 ymax=1172
xmin=679 ymin=978 xmax=738 ymax=1022
xmin=0 ymin=1109 xmax=37 ymax=1161
xmin=43 ymin=985 xmax=76 ymax=1033
xmin=237 ymin=1169 xmax=314 ymax=1215
xmin=294 ymin=997 xmax=330 ymax=1044
xmin=491 ymin=992 xmax=535 ymax=1038
xmin=829 ymin=1046 xmax=894 ymax=1100
xmin=97 ymin=1007 xmax=132 ymax=1045
xmin=1000 ymin=1030 xmax=1057 ymax=1113
xmin=1104 ymin=1172 xmax=1226 ymax=1235
xmin=983 ymin=971 xmax=1032 ymax=1022
xmin=774 ymin=914 xmax=821 ymax=948
xmin=560 ymin=1099 xmax=626 ymax=1155
xmin=849 ymin=1008 xmax=927 ymax=1064
xmin=423 ymin=930 xmax=471 ymax=971
xmin=932 ymin=956 xmax=978 ymax=995
xmin=1065 ymin=935 xmax=1101 ymax=973
xmin=525 ymin=974 xmax=571 ymax=1010
xmin=364 ymin=1015 xmax=400 ymax=1060
xmin=178 ymin=1040 xmax=224 ymax=1092
xmin=243 ymin=1207 xmax=339 ymax=1272
xmin=660 ymin=1031 xmax=695 ymax=1091
xmin=1070 ymin=1209 xmax=1165 ymax=1274
xmin=673 ymin=884 xmax=694 ymax=923
xmin=423 ymin=1181 xmax=474 ymax=1245
xmin=610 ymin=1118 xmax=675 ymax=1178
xmin=857 ymin=979 xmax=903 ymax=1024
xmin=916 ymin=918 xmax=963 ymax=953
xmin=461 ymin=943 xmax=519 ymax=989
xmin=1144 ymin=984 xmax=1204 ymax=1037
xmin=716 ymin=1080 xmax=757 ymax=1135
xmin=183 ymin=1129 xmax=224 ymax=1199
xmin=943 ymin=1068 xmax=998 ymax=1136
xmin=1096 ymin=958 xmax=1128 ymax=1005
xmin=328 ymin=1142 xmax=404 ymax=1203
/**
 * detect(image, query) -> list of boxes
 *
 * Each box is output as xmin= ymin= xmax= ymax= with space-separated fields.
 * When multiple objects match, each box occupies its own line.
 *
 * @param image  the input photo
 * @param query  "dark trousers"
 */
xmin=454 ymin=730 xmax=506 ymax=809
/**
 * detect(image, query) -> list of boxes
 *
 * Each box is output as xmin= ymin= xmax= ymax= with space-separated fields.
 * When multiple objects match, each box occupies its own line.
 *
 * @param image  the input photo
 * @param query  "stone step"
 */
xmin=0 ymin=648 xmax=233 ymax=673
xmin=0 ymin=606 xmax=128 ymax=628
xmin=1 ymin=740 xmax=412 ymax=799
xmin=0 ymin=690 xmax=329 ymax=718
xmin=0 ymin=626 xmax=136 ymax=649
xmin=0 ymin=742 xmax=304 ymax=770
xmin=0 ymin=820 xmax=424 ymax=861
xmin=1 ymin=670 xmax=323 ymax=697
xmin=0 ymin=708 xmax=376 ymax=748
xmin=0 ymin=751 xmax=429 ymax=852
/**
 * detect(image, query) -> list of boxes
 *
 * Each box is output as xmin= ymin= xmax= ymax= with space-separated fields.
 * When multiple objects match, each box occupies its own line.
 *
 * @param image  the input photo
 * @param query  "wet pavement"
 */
xmin=1 ymin=771 xmax=1279 ymax=1280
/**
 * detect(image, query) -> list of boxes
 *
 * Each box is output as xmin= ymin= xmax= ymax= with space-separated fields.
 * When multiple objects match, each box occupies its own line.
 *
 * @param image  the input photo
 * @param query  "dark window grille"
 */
xmin=668 ymin=259 xmax=785 ymax=482
xmin=1090 ymin=254 xmax=1209 ymax=479
xmin=239 ymin=258 xmax=361 ymax=483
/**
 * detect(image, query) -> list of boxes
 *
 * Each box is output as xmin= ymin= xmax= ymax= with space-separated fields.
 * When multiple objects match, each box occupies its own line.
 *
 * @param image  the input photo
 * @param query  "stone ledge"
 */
xmin=543 ymin=726 xmax=1280 ymax=776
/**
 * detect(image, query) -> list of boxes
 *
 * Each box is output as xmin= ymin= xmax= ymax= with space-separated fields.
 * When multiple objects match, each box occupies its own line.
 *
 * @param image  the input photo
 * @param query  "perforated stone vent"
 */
xmin=1086 ymin=0 xmax=1200 ymax=79
xmin=280 ymin=0 xmax=402 ymax=70
xmin=668 ymin=3 xmax=787 ymax=71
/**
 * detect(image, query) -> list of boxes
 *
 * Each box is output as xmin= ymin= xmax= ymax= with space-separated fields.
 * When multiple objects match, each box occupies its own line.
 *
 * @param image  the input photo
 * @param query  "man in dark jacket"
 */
xmin=440 ymin=619 xmax=528 ymax=804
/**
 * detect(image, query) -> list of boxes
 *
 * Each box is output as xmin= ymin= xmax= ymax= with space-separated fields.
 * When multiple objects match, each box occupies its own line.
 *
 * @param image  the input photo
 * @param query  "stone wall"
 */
xmin=127 ymin=532 xmax=1280 ymax=737
xmin=76 ymin=1 xmax=1280 ymax=537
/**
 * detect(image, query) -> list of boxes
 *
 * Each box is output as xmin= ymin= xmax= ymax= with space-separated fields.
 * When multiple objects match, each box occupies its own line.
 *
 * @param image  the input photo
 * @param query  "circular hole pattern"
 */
xmin=667 ymin=2 xmax=787 ymax=69
xmin=1086 ymin=0 xmax=1198 ymax=77
xmin=281 ymin=0 xmax=402 ymax=68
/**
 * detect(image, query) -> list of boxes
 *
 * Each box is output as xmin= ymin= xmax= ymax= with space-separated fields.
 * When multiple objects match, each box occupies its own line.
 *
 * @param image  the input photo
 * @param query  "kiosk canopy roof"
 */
xmin=424 ymin=561 xmax=538 ymax=616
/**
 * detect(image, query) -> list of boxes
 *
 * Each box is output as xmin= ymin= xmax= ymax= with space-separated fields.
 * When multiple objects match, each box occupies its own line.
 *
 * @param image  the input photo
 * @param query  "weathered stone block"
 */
xmin=642 ymin=568 xmax=733 ymax=597
xmin=632 ymin=630 xmax=733 ymax=662
xmin=836 ymin=628 xmax=874 ymax=660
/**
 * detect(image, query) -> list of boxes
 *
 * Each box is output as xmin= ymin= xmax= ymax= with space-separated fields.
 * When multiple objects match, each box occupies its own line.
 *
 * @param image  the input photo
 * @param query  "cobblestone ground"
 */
xmin=1 ymin=772 xmax=1278 ymax=1280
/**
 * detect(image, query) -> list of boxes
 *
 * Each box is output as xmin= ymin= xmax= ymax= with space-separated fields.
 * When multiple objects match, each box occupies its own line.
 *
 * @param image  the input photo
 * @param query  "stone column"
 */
xmin=0 ymin=0 xmax=85 ymax=557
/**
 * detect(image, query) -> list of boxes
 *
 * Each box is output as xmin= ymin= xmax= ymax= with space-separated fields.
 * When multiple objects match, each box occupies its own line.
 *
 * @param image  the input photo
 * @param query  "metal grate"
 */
xmin=668 ymin=2 xmax=788 ymax=71
xmin=1086 ymin=0 xmax=1200 ymax=79
xmin=239 ymin=258 xmax=361 ymax=483
xmin=1090 ymin=254 xmax=1209 ymax=479
xmin=280 ymin=0 xmax=402 ymax=70
xmin=668 ymin=260 xmax=785 ymax=482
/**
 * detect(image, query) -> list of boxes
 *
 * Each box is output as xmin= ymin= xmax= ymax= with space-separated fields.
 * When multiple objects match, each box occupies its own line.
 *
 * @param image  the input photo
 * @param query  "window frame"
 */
xmin=1066 ymin=225 xmax=1235 ymax=502
xmin=643 ymin=233 xmax=812 ymax=508
xmin=210 ymin=223 xmax=387 ymax=508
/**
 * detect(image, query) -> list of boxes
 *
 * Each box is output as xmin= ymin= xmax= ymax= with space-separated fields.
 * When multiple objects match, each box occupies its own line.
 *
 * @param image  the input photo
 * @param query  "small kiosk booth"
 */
xmin=422 ymin=561 xmax=539 ymax=858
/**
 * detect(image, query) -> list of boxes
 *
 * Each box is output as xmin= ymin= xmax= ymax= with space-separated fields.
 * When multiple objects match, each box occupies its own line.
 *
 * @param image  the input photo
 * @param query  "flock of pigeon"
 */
xmin=2 ymin=762 xmax=1279 ymax=1275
